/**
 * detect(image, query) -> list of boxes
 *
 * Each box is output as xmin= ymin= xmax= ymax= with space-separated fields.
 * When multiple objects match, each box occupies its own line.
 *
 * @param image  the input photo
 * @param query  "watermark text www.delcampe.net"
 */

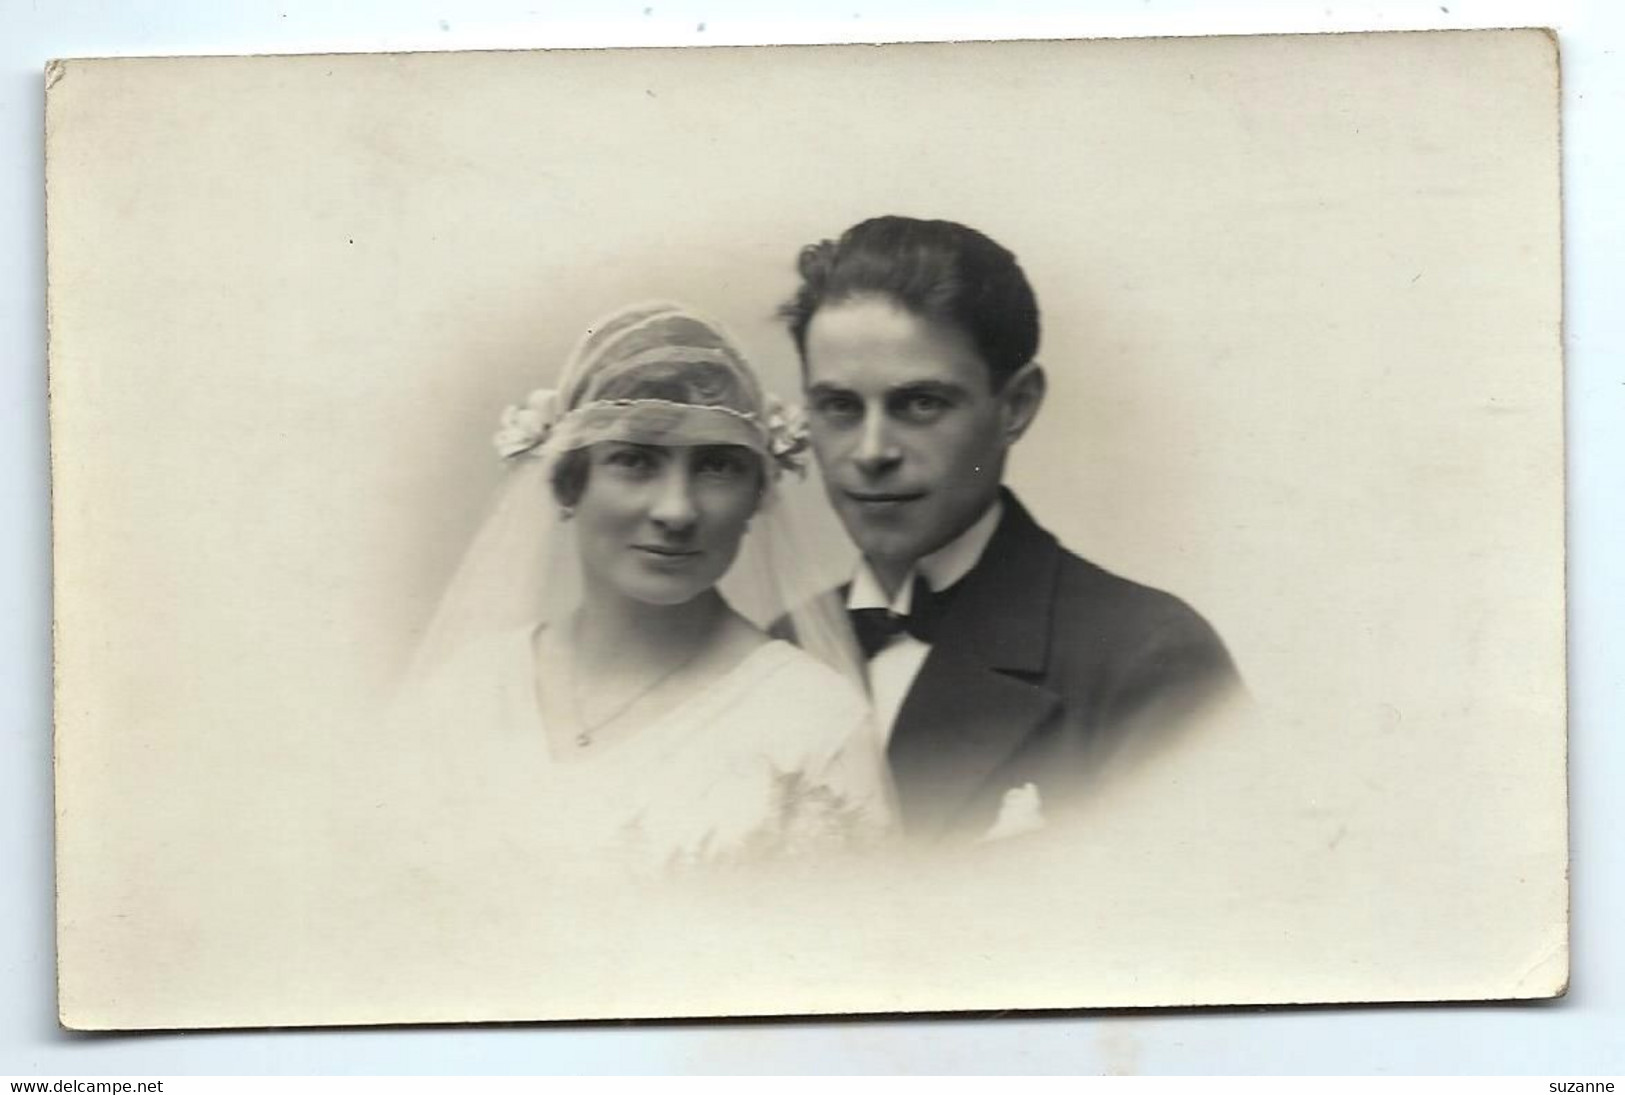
xmin=10 ymin=1083 xmax=164 ymax=1093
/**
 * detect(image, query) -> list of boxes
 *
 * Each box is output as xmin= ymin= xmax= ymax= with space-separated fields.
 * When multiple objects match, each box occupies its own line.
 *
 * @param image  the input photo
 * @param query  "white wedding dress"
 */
xmin=391 ymin=626 xmax=892 ymax=879
xmin=385 ymin=301 xmax=892 ymax=885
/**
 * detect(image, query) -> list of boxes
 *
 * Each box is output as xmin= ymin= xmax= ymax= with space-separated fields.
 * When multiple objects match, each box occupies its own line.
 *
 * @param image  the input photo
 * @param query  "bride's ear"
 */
xmin=1000 ymin=362 xmax=1046 ymax=445
xmin=750 ymin=468 xmax=777 ymax=520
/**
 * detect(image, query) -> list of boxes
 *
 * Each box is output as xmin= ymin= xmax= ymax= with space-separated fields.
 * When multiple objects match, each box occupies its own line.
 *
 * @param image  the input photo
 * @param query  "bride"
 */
xmin=398 ymin=301 xmax=892 ymax=878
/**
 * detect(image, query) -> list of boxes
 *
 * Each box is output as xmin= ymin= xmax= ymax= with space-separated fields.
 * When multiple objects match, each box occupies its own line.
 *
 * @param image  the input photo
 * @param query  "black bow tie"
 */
xmin=848 ymin=575 xmax=955 ymax=660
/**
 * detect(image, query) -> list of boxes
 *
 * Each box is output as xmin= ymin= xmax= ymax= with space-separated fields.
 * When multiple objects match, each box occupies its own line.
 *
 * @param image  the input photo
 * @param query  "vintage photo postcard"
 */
xmin=46 ymin=29 xmax=1566 ymax=1031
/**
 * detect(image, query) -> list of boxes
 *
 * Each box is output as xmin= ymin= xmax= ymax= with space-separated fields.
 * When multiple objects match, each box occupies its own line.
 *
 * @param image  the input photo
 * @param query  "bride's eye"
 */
xmin=601 ymin=445 xmax=659 ymax=474
xmin=693 ymin=447 xmax=751 ymax=479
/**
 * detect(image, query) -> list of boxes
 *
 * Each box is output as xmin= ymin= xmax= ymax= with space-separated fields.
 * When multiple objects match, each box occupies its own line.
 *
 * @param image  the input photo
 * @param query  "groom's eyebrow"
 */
xmin=805 ymin=380 xmax=970 ymax=402
xmin=889 ymin=380 xmax=969 ymax=399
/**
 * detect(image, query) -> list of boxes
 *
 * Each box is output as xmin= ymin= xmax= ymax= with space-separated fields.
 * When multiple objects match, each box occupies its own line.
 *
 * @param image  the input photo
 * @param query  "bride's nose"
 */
xmin=648 ymin=464 xmax=699 ymax=534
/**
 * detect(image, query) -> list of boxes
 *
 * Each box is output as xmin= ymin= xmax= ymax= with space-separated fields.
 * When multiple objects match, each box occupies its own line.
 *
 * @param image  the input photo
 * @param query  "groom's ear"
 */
xmin=999 ymin=362 xmax=1046 ymax=446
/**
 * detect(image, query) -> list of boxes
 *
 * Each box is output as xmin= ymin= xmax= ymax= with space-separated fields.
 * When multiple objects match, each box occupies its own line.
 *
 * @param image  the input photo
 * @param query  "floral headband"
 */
xmin=492 ymin=388 xmax=810 ymax=475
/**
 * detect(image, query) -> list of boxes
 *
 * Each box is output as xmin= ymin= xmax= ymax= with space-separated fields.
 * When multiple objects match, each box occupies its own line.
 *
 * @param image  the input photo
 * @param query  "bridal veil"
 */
xmin=405 ymin=300 xmax=864 ymax=691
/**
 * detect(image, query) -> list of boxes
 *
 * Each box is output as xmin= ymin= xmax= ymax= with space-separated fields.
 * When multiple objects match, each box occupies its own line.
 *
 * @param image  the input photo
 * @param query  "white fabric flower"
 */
xmin=980 ymin=782 xmax=1045 ymax=843
xmin=763 ymin=395 xmax=809 ymax=465
xmin=492 ymin=388 xmax=560 ymax=459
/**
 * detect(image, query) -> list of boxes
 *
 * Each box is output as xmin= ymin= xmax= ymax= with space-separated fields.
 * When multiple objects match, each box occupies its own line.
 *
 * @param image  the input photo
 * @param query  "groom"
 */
xmin=780 ymin=216 xmax=1241 ymax=841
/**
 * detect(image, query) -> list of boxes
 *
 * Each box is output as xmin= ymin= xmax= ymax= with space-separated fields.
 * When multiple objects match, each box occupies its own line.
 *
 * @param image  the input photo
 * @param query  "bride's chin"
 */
xmin=621 ymin=578 xmax=718 ymax=608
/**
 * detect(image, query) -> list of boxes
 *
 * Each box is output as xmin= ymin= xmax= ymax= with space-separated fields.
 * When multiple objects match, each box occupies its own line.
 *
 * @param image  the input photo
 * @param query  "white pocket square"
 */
xmin=980 ymin=782 xmax=1045 ymax=842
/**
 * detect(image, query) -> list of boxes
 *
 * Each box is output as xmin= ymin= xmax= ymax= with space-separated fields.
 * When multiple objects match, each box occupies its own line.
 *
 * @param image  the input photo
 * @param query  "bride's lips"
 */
xmin=633 ymin=544 xmax=703 ymax=564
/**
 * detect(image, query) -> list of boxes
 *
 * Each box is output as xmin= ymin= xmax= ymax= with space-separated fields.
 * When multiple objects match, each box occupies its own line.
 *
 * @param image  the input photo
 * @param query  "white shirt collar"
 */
xmin=846 ymin=498 xmax=1005 ymax=615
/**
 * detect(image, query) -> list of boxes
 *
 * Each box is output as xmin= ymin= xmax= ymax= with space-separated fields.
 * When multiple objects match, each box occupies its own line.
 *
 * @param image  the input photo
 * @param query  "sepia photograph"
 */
xmin=45 ymin=28 xmax=1566 ymax=1032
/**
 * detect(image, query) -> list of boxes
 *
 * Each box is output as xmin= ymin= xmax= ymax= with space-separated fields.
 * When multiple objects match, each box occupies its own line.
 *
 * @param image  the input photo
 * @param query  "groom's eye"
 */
xmin=891 ymin=390 xmax=951 ymax=424
xmin=812 ymin=392 xmax=863 ymax=423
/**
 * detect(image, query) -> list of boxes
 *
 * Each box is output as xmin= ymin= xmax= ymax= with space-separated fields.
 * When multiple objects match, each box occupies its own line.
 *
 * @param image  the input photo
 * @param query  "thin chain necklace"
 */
xmin=567 ymin=618 xmax=712 ymax=749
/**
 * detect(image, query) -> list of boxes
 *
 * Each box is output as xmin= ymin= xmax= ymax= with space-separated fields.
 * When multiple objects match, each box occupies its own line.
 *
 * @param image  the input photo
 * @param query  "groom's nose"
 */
xmin=852 ymin=412 xmax=901 ymax=477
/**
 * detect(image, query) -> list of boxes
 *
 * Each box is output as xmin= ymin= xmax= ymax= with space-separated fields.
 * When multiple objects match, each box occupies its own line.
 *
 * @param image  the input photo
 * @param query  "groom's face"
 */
xmin=803 ymin=296 xmax=1011 ymax=575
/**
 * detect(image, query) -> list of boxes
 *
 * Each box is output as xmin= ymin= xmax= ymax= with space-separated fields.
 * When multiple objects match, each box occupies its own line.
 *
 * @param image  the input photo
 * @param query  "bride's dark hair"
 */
xmin=550 ymin=359 xmax=765 ymax=507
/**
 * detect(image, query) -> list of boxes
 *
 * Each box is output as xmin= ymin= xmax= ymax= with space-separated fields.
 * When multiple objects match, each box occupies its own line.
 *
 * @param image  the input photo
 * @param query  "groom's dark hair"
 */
xmin=779 ymin=216 xmax=1041 ymax=390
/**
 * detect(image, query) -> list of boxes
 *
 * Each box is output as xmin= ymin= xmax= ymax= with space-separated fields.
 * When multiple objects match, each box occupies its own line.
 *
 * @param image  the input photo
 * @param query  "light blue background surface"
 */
xmin=4 ymin=0 xmax=1620 ymax=1075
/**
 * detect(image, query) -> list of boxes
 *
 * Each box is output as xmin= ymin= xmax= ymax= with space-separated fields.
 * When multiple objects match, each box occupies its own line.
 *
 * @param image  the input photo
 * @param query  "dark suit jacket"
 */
xmin=862 ymin=489 xmax=1241 ymax=841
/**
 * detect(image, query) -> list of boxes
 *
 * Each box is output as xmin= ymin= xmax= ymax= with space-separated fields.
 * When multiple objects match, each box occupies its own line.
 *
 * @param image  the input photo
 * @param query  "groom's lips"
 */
xmin=843 ymin=489 xmax=926 ymax=512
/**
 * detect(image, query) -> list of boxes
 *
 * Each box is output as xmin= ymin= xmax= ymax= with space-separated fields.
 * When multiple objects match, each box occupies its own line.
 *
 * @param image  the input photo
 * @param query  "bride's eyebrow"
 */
xmin=598 ymin=441 xmax=666 ymax=458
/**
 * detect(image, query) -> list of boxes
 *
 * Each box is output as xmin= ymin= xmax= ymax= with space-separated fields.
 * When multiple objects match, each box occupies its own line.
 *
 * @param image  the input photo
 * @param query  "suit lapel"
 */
xmin=886 ymin=645 xmax=1059 ymax=836
xmin=885 ymin=493 xmax=1065 ymax=836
